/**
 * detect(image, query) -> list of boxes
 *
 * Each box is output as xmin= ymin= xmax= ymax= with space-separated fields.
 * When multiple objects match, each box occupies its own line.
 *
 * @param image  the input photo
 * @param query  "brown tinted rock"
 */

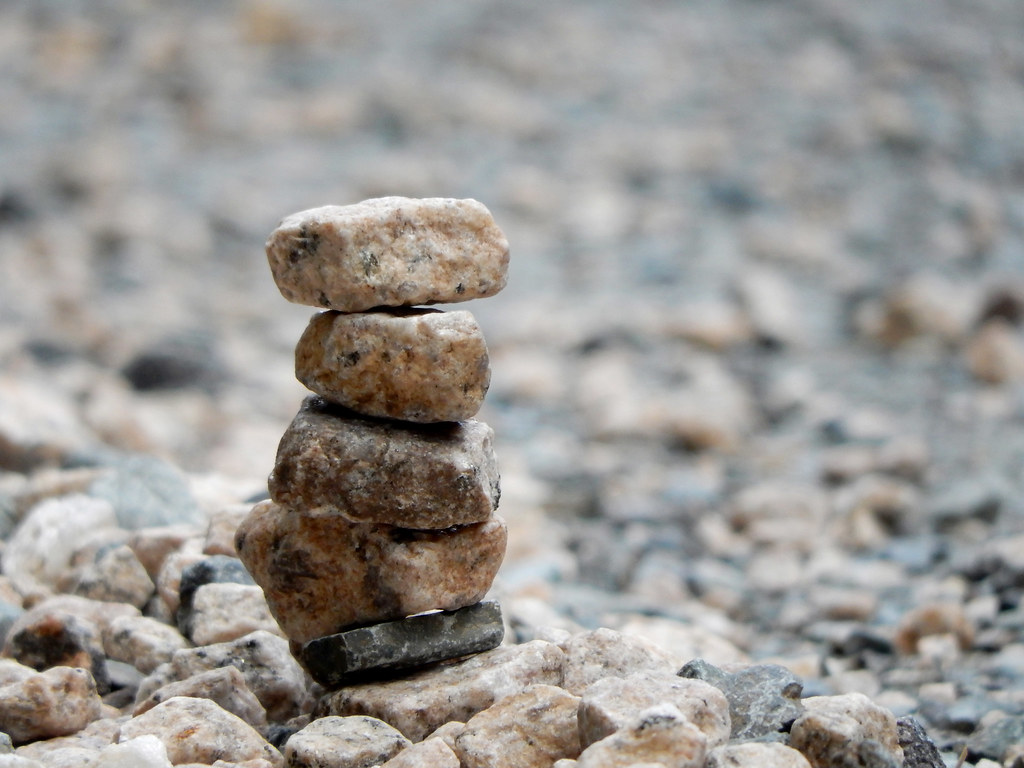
xmin=268 ymin=396 xmax=500 ymax=529
xmin=118 ymin=696 xmax=282 ymax=766
xmin=789 ymin=693 xmax=902 ymax=768
xmin=284 ymin=716 xmax=410 ymax=768
xmin=575 ymin=704 xmax=707 ymax=768
xmin=0 ymin=666 xmax=103 ymax=743
xmin=204 ymin=505 xmax=253 ymax=557
xmin=188 ymin=583 xmax=284 ymax=646
xmin=454 ymin=684 xmax=581 ymax=768
xmin=3 ymin=610 xmax=110 ymax=693
xmin=266 ymin=197 xmax=509 ymax=311
xmin=236 ymin=500 xmax=506 ymax=644
xmin=578 ymin=672 xmax=731 ymax=749
xmin=295 ymin=309 xmax=490 ymax=423
xmin=316 ymin=640 xmax=565 ymax=742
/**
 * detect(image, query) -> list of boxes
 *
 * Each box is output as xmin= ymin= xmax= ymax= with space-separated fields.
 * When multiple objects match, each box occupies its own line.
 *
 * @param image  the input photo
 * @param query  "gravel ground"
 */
xmin=3 ymin=1 xmax=1024 ymax=765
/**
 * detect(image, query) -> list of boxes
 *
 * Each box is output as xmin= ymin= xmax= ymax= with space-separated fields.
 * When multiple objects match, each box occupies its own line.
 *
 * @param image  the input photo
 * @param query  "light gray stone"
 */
xmin=236 ymin=500 xmax=506 ymax=645
xmin=295 ymin=308 xmax=490 ymax=423
xmin=268 ymin=396 xmax=500 ymax=529
xmin=2 ymin=495 xmax=118 ymax=589
xmin=0 ymin=666 xmax=103 ymax=744
xmin=118 ymin=696 xmax=282 ymax=766
xmin=103 ymin=614 xmax=190 ymax=675
xmin=168 ymin=630 xmax=312 ymax=723
xmin=316 ymin=640 xmax=565 ymax=742
xmin=562 ymin=628 xmax=678 ymax=696
xmin=134 ymin=666 xmax=268 ymax=729
xmin=265 ymin=197 xmax=509 ymax=312
xmin=454 ymin=684 xmax=581 ymax=768
xmin=284 ymin=716 xmax=410 ymax=768
xmin=706 ymin=742 xmax=813 ymax=768
xmin=301 ymin=601 xmax=504 ymax=687
xmin=187 ymin=583 xmax=283 ymax=646
xmin=575 ymin=704 xmax=707 ymax=768
xmin=578 ymin=672 xmax=730 ymax=749
xmin=90 ymin=734 xmax=173 ymax=768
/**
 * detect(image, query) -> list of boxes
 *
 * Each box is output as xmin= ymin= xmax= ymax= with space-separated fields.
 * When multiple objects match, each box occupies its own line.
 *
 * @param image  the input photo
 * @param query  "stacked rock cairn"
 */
xmin=236 ymin=197 xmax=510 ymax=687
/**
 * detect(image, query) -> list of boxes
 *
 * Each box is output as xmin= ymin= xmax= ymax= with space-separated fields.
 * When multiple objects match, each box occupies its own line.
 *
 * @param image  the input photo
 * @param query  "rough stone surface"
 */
xmin=167 ymin=631 xmax=312 ymax=723
xmin=706 ymin=742 xmax=813 ymax=768
xmin=103 ymin=614 xmax=190 ymax=675
xmin=575 ymin=704 xmax=707 ymax=768
xmin=295 ymin=309 xmax=491 ymax=423
xmin=187 ymin=583 xmax=283 ymax=646
xmin=93 ymin=734 xmax=173 ymax=768
xmin=134 ymin=666 xmax=268 ymax=729
xmin=283 ymin=716 xmax=410 ymax=768
xmin=561 ymin=628 xmax=678 ymax=696
xmin=266 ymin=197 xmax=509 ymax=312
xmin=789 ymin=693 xmax=903 ymax=768
xmin=302 ymin=601 xmax=504 ymax=687
xmin=379 ymin=738 xmax=460 ymax=768
xmin=268 ymin=396 xmax=500 ymax=529
xmin=236 ymin=500 xmax=506 ymax=644
xmin=2 ymin=610 xmax=110 ymax=693
xmin=679 ymin=659 xmax=805 ymax=740
xmin=316 ymin=640 xmax=565 ymax=742
xmin=2 ymin=495 xmax=118 ymax=589
xmin=71 ymin=544 xmax=154 ymax=608
xmin=177 ymin=555 xmax=256 ymax=633
xmin=118 ymin=696 xmax=283 ymax=766
xmin=578 ymin=671 xmax=731 ymax=749
xmin=453 ymin=684 xmax=581 ymax=768
xmin=896 ymin=717 xmax=945 ymax=768
xmin=0 ymin=666 xmax=103 ymax=744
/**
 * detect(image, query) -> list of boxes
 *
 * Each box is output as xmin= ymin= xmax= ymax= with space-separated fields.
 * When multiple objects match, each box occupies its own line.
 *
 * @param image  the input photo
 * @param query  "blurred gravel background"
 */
xmin=3 ymin=0 xmax=1024 ymax=756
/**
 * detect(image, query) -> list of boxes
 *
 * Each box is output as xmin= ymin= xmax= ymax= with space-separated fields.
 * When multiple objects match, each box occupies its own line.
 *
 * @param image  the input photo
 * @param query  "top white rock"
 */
xmin=266 ymin=197 xmax=509 ymax=311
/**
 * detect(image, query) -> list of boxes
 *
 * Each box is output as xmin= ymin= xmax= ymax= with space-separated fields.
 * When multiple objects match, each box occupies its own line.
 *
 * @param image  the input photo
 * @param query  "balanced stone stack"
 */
xmin=235 ymin=197 xmax=510 ymax=687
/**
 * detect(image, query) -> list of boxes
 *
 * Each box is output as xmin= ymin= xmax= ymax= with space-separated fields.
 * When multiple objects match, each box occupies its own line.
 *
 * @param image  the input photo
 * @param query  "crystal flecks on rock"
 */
xmin=269 ymin=396 xmax=500 ymax=530
xmin=239 ymin=197 xmax=510 ymax=685
xmin=295 ymin=309 xmax=491 ymax=423
xmin=266 ymin=197 xmax=509 ymax=312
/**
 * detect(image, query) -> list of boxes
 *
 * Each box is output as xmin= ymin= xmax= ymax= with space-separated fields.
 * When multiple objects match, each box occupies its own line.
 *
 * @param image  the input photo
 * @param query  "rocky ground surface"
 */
xmin=3 ymin=1 xmax=1024 ymax=766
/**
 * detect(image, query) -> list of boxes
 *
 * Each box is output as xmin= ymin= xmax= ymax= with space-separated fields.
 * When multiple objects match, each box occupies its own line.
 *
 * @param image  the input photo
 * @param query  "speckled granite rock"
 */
xmin=294 ymin=309 xmax=490 ymax=423
xmin=283 ymin=716 xmax=409 ymax=768
xmin=268 ymin=396 xmax=500 ymax=529
xmin=789 ymin=693 xmax=903 ymax=768
xmin=315 ymin=640 xmax=565 ymax=742
xmin=235 ymin=500 xmax=507 ymax=644
xmin=266 ymin=198 xmax=509 ymax=312
xmin=134 ymin=666 xmax=267 ymax=729
xmin=118 ymin=696 xmax=283 ymax=767
xmin=453 ymin=684 xmax=582 ymax=768
xmin=578 ymin=671 xmax=731 ymax=750
xmin=0 ymin=666 xmax=103 ymax=744
xmin=575 ymin=703 xmax=707 ymax=768
xmin=301 ymin=601 xmax=504 ymax=687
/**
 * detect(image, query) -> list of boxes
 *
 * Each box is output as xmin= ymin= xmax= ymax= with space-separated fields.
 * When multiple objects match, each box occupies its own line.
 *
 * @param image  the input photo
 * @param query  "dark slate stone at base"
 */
xmin=301 ymin=600 xmax=505 ymax=688
xmin=897 ymin=717 xmax=945 ymax=768
xmin=679 ymin=658 xmax=804 ymax=739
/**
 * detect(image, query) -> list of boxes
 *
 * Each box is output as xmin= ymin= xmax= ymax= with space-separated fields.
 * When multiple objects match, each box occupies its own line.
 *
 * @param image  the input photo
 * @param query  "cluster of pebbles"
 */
xmin=236 ymin=196 xmax=511 ymax=684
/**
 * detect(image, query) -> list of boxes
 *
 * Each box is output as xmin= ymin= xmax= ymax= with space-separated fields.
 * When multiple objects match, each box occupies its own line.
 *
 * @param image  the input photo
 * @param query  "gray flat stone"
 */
xmin=302 ymin=601 xmax=505 ymax=687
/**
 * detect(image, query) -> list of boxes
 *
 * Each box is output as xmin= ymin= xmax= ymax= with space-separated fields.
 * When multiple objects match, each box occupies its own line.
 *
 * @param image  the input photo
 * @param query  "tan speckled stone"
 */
xmin=235 ymin=500 xmax=507 ymax=645
xmin=295 ymin=308 xmax=490 ymax=423
xmin=269 ymin=396 xmax=500 ymax=529
xmin=266 ymin=197 xmax=509 ymax=311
